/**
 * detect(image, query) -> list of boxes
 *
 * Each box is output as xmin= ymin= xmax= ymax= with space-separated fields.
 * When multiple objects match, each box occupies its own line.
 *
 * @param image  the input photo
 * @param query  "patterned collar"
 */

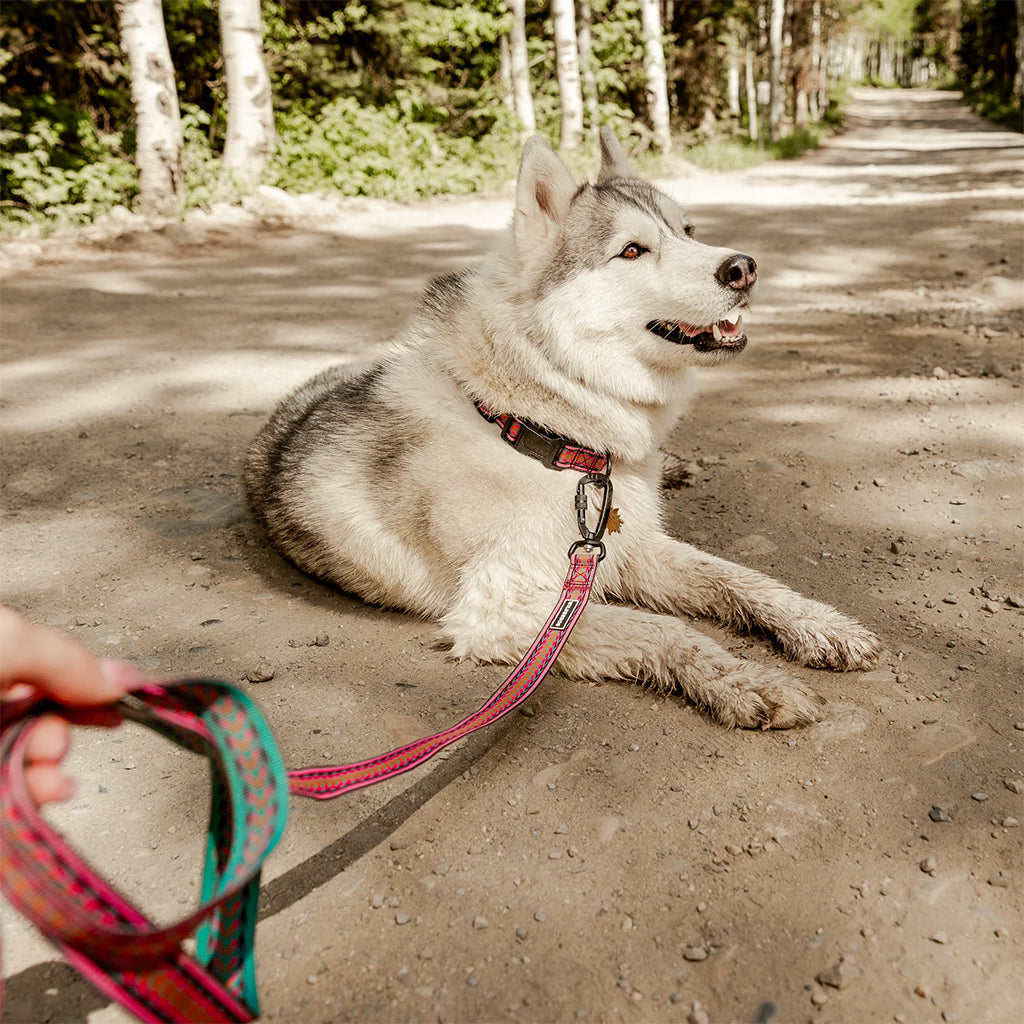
xmin=474 ymin=400 xmax=610 ymax=475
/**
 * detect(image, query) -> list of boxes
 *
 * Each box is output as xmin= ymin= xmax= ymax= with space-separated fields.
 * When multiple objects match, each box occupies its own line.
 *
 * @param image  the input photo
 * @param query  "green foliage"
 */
xmin=685 ymin=125 xmax=831 ymax=172
xmin=265 ymin=96 xmax=520 ymax=199
xmin=0 ymin=94 xmax=136 ymax=232
xmin=956 ymin=0 xmax=1023 ymax=130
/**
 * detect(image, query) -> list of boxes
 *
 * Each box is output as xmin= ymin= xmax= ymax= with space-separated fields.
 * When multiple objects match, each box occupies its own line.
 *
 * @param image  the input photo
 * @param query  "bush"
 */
xmin=265 ymin=96 xmax=521 ymax=199
xmin=0 ymin=94 xmax=137 ymax=232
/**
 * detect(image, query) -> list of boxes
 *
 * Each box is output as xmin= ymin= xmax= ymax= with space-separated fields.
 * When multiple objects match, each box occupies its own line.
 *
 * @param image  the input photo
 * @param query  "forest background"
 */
xmin=1 ymin=0 xmax=1021 ymax=236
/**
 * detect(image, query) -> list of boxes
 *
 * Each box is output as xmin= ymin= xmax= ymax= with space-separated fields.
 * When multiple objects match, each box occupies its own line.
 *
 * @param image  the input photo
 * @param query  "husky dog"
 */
xmin=246 ymin=129 xmax=881 ymax=729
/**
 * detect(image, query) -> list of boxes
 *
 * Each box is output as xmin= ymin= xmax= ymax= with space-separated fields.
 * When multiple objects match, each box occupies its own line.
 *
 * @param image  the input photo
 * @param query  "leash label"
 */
xmin=550 ymin=599 xmax=580 ymax=631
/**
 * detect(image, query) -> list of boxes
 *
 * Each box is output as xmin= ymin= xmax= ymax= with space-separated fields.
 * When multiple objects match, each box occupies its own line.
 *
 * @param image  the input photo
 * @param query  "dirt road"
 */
xmin=2 ymin=88 xmax=1022 ymax=1024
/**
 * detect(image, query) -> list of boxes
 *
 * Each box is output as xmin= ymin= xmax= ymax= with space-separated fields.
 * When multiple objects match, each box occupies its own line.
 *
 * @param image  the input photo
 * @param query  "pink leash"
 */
xmin=2 ymin=467 xmax=613 ymax=1022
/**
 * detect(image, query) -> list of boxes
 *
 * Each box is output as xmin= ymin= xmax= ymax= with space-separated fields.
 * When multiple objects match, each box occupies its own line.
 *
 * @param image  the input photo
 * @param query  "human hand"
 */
xmin=0 ymin=606 xmax=147 ymax=804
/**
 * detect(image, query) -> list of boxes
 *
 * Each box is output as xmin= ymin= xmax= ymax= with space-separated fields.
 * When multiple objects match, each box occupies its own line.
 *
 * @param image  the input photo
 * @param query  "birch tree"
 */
xmin=641 ymin=0 xmax=672 ymax=152
xmin=768 ymin=0 xmax=786 ymax=141
xmin=508 ymin=0 xmax=536 ymax=136
xmin=220 ymin=0 xmax=276 ymax=190
xmin=745 ymin=42 xmax=759 ymax=141
xmin=578 ymin=1 xmax=600 ymax=138
xmin=552 ymin=0 xmax=584 ymax=152
xmin=116 ymin=0 xmax=183 ymax=215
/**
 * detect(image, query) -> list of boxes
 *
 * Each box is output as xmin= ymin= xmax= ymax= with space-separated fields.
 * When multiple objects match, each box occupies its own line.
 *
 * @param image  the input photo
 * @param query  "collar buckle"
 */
xmin=506 ymin=420 xmax=565 ymax=469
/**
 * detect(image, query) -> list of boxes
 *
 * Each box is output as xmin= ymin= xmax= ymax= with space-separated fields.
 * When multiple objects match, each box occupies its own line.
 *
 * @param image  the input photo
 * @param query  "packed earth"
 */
xmin=2 ymin=88 xmax=1022 ymax=1024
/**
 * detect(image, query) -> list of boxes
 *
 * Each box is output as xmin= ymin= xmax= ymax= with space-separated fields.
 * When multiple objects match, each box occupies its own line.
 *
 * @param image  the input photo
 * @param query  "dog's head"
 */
xmin=506 ymin=129 xmax=756 ymax=390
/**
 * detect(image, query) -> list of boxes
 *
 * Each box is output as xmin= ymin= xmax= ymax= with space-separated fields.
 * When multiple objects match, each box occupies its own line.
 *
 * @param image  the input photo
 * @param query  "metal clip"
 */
xmin=575 ymin=472 xmax=614 ymax=545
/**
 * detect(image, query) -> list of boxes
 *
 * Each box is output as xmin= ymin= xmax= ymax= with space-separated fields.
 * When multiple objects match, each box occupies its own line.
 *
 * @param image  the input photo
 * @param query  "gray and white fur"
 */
xmin=246 ymin=129 xmax=881 ymax=729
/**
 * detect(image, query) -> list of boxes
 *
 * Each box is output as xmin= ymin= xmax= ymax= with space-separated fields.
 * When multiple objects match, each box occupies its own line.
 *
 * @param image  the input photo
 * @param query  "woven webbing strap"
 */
xmin=1 ymin=681 xmax=289 ymax=1023
xmin=287 ymin=545 xmax=601 ymax=798
xmin=475 ymin=401 xmax=611 ymax=475
xmin=1 ymin=548 xmax=602 ymax=1022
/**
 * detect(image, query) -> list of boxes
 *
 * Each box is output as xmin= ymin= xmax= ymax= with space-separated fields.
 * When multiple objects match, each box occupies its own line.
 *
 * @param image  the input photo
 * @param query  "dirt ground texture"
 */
xmin=2 ymin=88 xmax=1022 ymax=1024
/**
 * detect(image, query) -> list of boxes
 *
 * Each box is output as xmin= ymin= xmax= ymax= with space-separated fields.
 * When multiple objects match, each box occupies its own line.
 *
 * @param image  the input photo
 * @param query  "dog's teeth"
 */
xmin=723 ymin=310 xmax=741 ymax=325
xmin=712 ymin=323 xmax=723 ymax=342
xmin=734 ymin=314 xmax=742 ymax=331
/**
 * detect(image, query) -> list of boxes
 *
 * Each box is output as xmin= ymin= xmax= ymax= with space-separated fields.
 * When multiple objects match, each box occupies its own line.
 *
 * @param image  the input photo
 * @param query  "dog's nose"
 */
xmin=716 ymin=253 xmax=757 ymax=291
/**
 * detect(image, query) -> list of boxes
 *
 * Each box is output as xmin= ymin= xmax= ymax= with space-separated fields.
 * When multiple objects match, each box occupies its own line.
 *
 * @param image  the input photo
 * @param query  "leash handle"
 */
xmin=2 ymin=547 xmax=604 ymax=1020
xmin=1 ymin=681 xmax=289 ymax=1023
xmin=287 ymin=544 xmax=602 ymax=799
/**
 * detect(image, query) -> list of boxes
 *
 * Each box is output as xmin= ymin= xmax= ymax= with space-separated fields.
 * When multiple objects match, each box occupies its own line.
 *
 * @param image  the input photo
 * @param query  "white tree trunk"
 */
xmin=578 ymin=1 xmax=600 ymax=138
xmin=116 ymin=0 xmax=183 ymax=215
xmin=745 ymin=42 xmax=759 ymax=141
xmin=508 ymin=0 xmax=536 ymax=136
xmin=499 ymin=34 xmax=516 ymax=117
xmin=768 ymin=0 xmax=785 ymax=142
xmin=220 ymin=0 xmax=275 ymax=190
xmin=809 ymin=0 xmax=822 ymax=121
xmin=641 ymin=0 xmax=672 ymax=151
xmin=552 ymin=0 xmax=584 ymax=151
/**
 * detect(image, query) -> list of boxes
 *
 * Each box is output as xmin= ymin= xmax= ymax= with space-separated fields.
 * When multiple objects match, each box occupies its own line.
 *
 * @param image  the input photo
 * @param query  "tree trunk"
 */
xmin=641 ymin=0 xmax=672 ymax=152
xmin=552 ymin=0 xmax=584 ymax=151
xmin=809 ymin=0 xmax=822 ymax=122
xmin=768 ymin=0 xmax=785 ymax=142
xmin=508 ymin=0 xmax=536 ymax=136
xmin=1015 ymin=0 xmax=1024 ymax=105
xmin=745 ymin=42 xmax=759 ymax=141
xmin=577 ymin=1 xmax=600 ymax=139
xmin=116 ymin=0 xmax=183 ymax=215
xmin=499 ymin=34 xmax=516 ymax=117
xmin=220 ymin=0 xmax=275 ymax=191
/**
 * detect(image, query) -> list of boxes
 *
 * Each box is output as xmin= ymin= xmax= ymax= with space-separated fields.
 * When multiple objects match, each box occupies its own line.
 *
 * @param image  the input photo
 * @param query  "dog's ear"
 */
xmin=513 ymin=137 xmax=577 ymax=249
xmin=597 ymin=126 xmax=634 ymax=183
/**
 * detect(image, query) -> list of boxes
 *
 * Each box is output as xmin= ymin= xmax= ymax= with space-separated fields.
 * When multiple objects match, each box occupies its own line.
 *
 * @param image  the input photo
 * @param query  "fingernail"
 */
xmin=99 ymin=660 xmax=148 ymax=694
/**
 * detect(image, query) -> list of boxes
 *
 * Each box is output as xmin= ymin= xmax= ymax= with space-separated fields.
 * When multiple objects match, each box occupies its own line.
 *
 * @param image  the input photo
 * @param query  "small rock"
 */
xmin=683 ymin=946 xmax=708 ymax=962
xmin=309 ymin=633 xmax=330 ymax=647
xmin=515 ymin=927 xmax=529 ymax=940
xmin=988 ymin=872 xmax=1012 ymax=888
xmin=189 ymin=551 xmax=204 ymax=561
xmin=687 ymin=1002 xmax=711 ymax=1024
xmin=971 ymin=792 xmax=989 ymax=802
xmin=932 ymin=366 xmax=950 ymax=379
xmin=395 ymin=913 xmax=412 ymax=925
xmin=1000 ymin=816 xmax=1019 ymax=828
xmin=433 ymin=862 xmax=450 ymax=876
xmin=941 ymin=595 xmax=958 ymax=605
xmin=929 ymin=804 xmax=955 ymax=823
xmin=245 ymin=661 xmax=275 ymax=683
xmin=810 ymin=988 xmax=829 ymax=1007
xmin=920 ymin=856 xmax=938 ymax=874
xmin=929 ymin=931 xmax=948 ymax=944
xmin=816 ymin=955 xmax=860 ymax=989
xmin=1003 ymin=778 xmax=1024 ymax=794
xmin=534 ymin=908 xmax=548 ymax=923
xmin=1006 ymin=595 xmax=1024 ymax=608
xmin=371 ymin=894 xmax=384 ymax=909
xmin=983 ymin=600 xmax=1001 ymax=614
xmin=306 ymin=974 xmax=319 ymax=985
xmin=472 ymin=915 xmax=488 ymax=930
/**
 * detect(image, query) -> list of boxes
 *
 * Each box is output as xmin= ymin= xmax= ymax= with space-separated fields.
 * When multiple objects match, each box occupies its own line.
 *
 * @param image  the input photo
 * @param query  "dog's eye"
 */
xmin=684 ymin=224 xmax=696 ymax=238
xmin=618 ymin=242 xmax=648 ymax=260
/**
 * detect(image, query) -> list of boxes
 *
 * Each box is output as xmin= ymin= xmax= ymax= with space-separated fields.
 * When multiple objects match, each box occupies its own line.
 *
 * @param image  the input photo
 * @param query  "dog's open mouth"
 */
xmin=646 ymin=311 xmax=747 ymax=352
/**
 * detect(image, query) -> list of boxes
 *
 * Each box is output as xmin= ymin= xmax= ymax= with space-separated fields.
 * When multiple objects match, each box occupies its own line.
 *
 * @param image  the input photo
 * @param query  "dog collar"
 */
xmin=475 ymin=400 xmax=610 ymax=475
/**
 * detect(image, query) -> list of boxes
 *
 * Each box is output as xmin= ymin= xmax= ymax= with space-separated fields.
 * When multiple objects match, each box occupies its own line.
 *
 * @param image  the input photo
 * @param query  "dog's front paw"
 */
xmin=706 ymin=665 xmax=825 ymax=731
xmin=775 ymin=606 xmax=882 ymax=672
